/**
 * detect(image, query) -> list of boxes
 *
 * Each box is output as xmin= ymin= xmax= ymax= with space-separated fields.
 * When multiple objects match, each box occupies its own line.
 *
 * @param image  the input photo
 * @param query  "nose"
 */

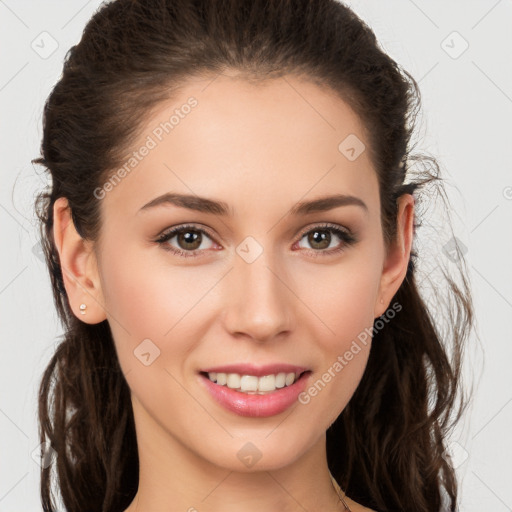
xmin=221 ymin=247 xmax=294 ymax=343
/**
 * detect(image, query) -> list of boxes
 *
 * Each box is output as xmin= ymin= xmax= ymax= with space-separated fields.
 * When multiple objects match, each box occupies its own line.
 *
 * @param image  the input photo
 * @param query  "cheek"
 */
xmin=300 ymin=253 xmax=382 ymax=346
xmin=97 ymin=244 xmax=176 ymax=368
xmin=99 ymin=243 xmax=192 ymax=334
xmin=100 ymin=259 xmax=163 ymax=335
xmin=293 ymin=252 xmax=381 ymax=419
xmin=98 ymin=244 xmax=219 ymax=373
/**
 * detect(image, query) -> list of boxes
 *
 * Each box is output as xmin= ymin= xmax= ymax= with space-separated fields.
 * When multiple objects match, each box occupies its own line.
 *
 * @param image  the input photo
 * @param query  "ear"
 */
xmin=374 ymin=193 xmax=415 ymax=318
xmin=53 ymin=197 xmax=107 ymax=324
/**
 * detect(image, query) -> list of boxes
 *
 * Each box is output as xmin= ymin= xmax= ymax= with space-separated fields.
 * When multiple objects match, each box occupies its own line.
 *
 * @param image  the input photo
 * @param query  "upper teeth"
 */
xmin=207 ymin=372 xmax=299 ymax=393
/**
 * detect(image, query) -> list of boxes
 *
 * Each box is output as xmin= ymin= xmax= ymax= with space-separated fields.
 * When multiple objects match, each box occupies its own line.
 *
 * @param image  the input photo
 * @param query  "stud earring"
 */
xmin=79 ymin=303 xmax=87 ymax=315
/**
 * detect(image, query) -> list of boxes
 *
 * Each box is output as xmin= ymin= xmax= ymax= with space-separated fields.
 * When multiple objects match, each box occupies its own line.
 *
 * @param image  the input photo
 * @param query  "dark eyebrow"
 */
xmin=138 ymin=192 xmax=368 ymax=216
xmin=138 ymin=193 xmax=233 ymax=216
xmin=290 ymin=194 xmax=368 ymax=215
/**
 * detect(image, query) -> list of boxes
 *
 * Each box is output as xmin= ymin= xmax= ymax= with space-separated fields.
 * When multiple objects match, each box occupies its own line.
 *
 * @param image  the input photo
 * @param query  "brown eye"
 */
xmin=156 ymin=224 xmax=216 ymax=257
xmin=295 ymin=224 xmax=357 ymax=257
xmin=306 ymin=229 xmax=332 ymax=250
xmin=176 ymin=229 xmax=203 ymax=250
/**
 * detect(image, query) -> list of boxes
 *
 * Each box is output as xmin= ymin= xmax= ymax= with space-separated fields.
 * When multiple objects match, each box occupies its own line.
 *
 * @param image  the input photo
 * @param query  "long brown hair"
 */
xmin=33 ymin=1 xmax=474 ymax=510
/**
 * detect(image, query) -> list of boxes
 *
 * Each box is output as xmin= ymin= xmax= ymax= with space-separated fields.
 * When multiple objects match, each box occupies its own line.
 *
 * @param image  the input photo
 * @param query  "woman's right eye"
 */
xmin=155 ymin=225 xmax=217 ymax=258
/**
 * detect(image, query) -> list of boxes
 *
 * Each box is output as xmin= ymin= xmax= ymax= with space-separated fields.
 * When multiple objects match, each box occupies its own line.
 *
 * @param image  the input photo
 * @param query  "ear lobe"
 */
xmin=374 ymin=194 xmax=415 ymax=318
xmin=52 ymin=197 xmax=107 ymax=324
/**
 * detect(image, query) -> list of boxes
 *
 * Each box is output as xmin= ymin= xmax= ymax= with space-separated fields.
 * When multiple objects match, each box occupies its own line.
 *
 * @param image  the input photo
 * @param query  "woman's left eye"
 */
xmin=155 ymin=223 xmax=357 ymax=258
xmin=295 ymin=224 xmax=357 ymax=256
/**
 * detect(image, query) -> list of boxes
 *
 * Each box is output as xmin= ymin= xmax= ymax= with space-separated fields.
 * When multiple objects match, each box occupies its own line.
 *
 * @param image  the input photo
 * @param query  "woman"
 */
xmin=34 ymin=0 xmax=474 ymax=510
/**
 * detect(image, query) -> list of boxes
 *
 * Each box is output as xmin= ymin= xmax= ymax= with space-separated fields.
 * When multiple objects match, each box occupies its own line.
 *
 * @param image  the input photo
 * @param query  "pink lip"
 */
xmin=200 ymin=363 xmax=309 ymax=377
xmin=198 ymin=370 xmax=312 ymax=417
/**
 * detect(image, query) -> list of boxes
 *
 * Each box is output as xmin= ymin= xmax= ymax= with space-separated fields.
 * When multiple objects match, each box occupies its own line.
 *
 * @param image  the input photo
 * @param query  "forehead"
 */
xmin=100 ymin=73 xmax=378 ymax=221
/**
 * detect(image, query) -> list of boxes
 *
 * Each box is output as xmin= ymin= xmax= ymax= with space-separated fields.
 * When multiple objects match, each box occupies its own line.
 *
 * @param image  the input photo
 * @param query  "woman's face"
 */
xmin=69 ymin=73 xmax=412 ymax=474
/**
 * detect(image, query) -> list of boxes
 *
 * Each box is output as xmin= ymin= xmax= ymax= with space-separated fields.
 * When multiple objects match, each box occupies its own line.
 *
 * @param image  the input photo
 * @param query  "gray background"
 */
xmin=1 ymin=0 xmax=511 ymax=510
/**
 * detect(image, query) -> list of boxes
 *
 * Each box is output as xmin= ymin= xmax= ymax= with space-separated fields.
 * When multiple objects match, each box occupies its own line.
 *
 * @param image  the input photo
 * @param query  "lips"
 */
xmin=198 ymin=369 xmax=312 ymax=417
xmin=199 ymin=363 xmax=310 ymax=377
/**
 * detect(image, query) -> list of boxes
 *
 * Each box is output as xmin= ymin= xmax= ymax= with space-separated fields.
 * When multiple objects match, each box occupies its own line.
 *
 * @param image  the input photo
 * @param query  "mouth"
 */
xmin=199 ymin=369 xmax=311 ymax=395
xmin=198 ymin=368 xmax=313 ymax=417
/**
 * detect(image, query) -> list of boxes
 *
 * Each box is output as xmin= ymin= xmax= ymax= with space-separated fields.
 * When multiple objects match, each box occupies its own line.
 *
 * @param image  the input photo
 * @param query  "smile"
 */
xmin=202 ymin=371 xmax=306 ymax=394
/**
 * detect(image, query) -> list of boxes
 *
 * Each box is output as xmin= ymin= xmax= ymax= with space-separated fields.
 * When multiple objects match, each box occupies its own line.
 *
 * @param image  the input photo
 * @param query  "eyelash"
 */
xmin=155 ymin=222 xmax=357 ymax=259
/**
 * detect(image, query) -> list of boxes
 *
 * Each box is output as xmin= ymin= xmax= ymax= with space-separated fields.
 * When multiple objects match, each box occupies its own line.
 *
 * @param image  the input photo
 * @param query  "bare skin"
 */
xmin=53 ymin=72 xmax=413 ymax=512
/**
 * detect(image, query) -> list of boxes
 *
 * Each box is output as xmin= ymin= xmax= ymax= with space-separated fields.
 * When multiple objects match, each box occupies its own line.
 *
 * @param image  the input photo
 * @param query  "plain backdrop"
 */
xmin=1 ymin=1 xmax=511 ymax=510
